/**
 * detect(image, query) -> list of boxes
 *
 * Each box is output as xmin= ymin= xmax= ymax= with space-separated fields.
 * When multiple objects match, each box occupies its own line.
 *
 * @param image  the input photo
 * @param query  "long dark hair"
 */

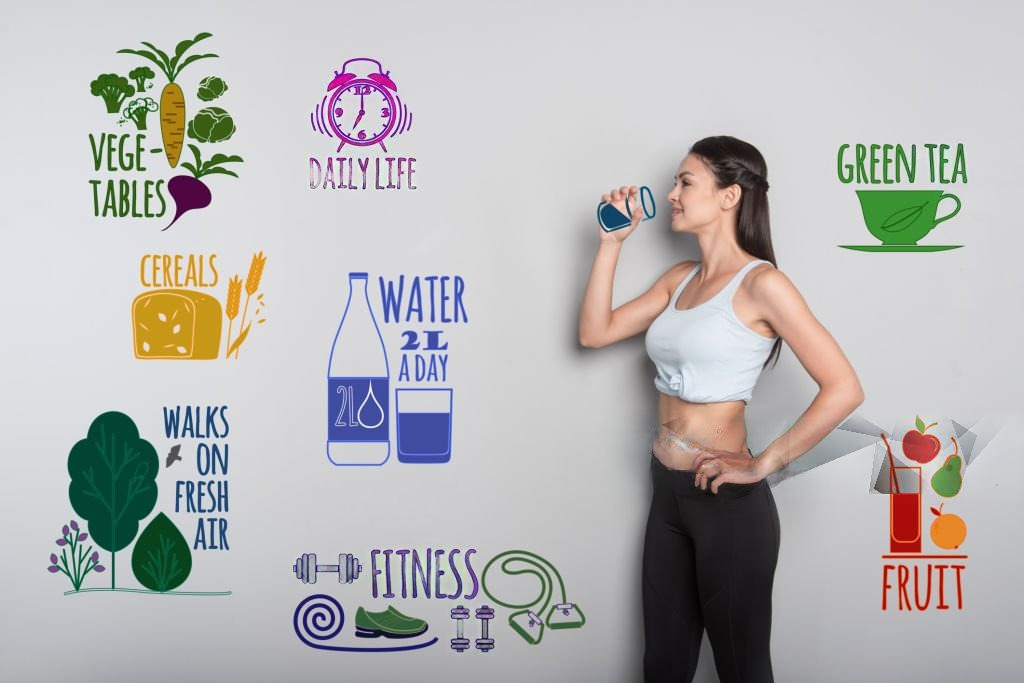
xmin=689 ymin=135 xmax=781 ymax=370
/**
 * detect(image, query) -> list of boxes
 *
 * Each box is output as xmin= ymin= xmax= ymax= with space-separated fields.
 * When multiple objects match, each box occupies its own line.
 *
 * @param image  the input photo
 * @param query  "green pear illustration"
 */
xmin=931 ymin=436 xmax=963 ymax=498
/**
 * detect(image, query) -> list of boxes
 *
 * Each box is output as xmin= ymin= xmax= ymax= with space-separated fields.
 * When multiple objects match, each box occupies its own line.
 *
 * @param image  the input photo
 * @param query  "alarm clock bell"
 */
xmin=327 ymin=57 xmax=398 ymax=92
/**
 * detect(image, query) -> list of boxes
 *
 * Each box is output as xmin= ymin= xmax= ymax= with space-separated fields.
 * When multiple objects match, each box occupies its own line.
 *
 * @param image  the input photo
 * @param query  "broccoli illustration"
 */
xmin=119 ymin=97 xmax=159 ymax=130
xmin=90 ymin=74 xmax=136 ymax=114
xmin=187 ymin=107 xmax=236 ymax=143
xmin=128 ymin=66 xmax=156 ymax=92
xmin=197 ymin=76 xmax=228 ymax=102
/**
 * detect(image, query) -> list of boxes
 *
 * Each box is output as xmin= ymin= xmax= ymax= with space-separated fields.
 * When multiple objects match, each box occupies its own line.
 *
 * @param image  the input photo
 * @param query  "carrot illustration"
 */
xmin=118 ymin=33 xmax=218 ymax=168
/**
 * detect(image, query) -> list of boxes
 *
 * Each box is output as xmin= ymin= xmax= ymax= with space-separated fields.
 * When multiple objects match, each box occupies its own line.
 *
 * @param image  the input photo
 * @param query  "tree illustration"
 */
xmin=68 ymin=411 xmax=159 ymax=589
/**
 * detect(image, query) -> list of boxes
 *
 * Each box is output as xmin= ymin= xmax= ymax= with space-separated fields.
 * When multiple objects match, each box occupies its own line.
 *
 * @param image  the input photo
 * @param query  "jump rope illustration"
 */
xmin=480 ymin=550 xmax=586 ymax=645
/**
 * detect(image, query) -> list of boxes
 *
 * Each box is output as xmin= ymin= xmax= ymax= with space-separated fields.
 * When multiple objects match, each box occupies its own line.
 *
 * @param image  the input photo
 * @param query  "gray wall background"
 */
xmin=2 ymin=1 xmax=1022 ymax=681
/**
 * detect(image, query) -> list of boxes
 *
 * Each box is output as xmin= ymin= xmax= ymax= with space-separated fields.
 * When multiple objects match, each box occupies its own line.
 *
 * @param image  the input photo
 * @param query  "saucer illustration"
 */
xmin=838 ymin=244 xmax=963 ymax=252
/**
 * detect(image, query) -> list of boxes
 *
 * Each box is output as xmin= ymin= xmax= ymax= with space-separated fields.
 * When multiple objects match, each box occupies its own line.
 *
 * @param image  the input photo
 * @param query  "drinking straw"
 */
xmin=880 ymin=431 xmax=901 ymax=494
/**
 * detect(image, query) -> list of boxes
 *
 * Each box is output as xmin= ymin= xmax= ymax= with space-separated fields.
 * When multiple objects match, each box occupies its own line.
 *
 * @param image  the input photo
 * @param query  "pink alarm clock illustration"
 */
xmin=310 ymin=57 xmax=413 ymax=153
xmin=324 ymin=58 xmax=399 ymax=152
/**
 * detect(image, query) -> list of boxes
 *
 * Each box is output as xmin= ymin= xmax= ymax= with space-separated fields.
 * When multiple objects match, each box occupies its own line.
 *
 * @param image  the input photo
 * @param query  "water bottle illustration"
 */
xmin=327 ymin=272 xmax=390 ymax=466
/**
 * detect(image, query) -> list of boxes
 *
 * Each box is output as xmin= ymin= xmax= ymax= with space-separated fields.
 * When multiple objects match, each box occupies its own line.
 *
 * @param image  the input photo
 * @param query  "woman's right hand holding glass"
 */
xmin=599 ymin=185 xmax=644 ymax=242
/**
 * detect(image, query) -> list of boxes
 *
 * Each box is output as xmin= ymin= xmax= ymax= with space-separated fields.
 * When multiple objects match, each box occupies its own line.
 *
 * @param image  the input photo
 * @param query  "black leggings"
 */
xmin=642 ymin=454 xmax=781 ymax=683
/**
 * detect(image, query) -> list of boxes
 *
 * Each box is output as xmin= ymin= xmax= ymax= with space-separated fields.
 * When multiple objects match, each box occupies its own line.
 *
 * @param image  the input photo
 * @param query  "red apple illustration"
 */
xmin=902 ymin=415 xmax=941 ymax=463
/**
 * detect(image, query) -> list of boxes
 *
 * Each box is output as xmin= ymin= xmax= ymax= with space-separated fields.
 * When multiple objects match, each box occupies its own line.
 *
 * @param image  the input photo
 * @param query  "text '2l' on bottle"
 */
xmin=327 ymin=272 xmax=390 ymax=465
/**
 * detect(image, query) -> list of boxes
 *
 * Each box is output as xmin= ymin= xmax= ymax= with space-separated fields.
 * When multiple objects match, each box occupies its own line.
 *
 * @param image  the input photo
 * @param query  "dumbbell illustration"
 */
xmin=450 ymin=605 xmax=471 ymax=652
xmin=292 ymin=552 xmax=363 ymax=584
xmin=475 ymin=605 xmax=495 ymax=653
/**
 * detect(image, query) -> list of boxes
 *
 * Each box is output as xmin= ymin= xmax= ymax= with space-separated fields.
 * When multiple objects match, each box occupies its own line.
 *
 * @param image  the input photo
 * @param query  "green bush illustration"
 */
xmin=132 ymin=513 xmax=193 ymax=592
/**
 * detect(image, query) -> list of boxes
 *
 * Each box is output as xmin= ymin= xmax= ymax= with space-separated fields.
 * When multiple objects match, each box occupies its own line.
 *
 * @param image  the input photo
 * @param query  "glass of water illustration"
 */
xmin=395 ymin=388 xmax=453 ymax=463
xmin=597 ymin=185 xmax=656 ymax=232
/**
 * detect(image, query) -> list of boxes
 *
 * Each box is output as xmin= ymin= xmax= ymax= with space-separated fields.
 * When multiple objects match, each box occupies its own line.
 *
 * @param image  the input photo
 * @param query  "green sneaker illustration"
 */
xmin=355 ymin=606 xmax=428 ymax=639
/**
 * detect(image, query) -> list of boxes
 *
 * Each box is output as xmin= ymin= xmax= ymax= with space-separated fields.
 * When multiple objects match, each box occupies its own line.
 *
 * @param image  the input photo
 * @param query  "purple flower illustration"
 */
xmin=47 ymin=519 xmax=104 ymax=592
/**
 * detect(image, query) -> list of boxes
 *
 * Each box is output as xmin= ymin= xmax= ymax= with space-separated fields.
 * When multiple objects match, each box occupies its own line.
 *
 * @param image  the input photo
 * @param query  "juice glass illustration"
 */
xmin=889 ymin=464 xmax=922 ymax=553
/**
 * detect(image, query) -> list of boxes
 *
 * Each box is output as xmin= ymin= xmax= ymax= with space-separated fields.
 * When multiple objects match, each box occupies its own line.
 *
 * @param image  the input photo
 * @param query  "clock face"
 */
xmin=327 ymin=80 xmax=397 ymax=146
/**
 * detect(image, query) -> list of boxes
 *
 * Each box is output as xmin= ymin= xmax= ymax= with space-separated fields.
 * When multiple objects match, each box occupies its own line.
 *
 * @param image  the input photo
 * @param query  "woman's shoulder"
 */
xmin=746 ymin=260 xmax=803 ymax=302
xmin=657 ymin=260 xmax=700 ymax=291
xmin=666 ymin=259 xmax=700 ymax=279
xmin=749 ymin=258 xmax=777 ymax=277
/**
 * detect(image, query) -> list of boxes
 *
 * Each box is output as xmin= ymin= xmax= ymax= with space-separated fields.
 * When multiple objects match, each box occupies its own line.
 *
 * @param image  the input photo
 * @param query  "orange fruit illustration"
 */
xmin=929 ymin=503 xmax=967 ymax=549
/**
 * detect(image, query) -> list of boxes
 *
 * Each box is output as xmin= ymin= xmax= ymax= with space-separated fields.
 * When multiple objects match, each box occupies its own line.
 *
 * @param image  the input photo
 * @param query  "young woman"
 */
xmin=579 ymin=136 xmax=864 ymax=683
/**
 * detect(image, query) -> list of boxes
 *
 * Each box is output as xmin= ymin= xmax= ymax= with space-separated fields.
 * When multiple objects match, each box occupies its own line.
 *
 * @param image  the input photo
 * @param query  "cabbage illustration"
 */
xmin=187 ymin=106 xmax=236 ymax=143
xmin=197 ymin=76 xmax=228 ymax=102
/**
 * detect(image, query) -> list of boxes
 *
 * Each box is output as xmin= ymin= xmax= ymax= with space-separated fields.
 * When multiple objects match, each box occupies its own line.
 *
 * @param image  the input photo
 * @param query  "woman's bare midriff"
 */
xmin=652 ymin=392 xmax=753 ymax=471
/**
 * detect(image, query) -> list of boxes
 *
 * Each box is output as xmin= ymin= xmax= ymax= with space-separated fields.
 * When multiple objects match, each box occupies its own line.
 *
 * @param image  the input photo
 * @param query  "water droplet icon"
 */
xmin=357 ymin=382 xmax=385 ymax=429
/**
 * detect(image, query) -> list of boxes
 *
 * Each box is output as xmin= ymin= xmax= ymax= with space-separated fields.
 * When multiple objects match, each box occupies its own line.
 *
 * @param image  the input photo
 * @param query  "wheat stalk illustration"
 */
xmin=232 ymin=251 xmax=266 ymax=359
xmin=223 ymin=275 xmax=242 ymax=358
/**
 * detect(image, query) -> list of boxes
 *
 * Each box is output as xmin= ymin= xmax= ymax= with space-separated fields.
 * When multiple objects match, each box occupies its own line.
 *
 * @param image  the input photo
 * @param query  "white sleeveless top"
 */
xmin=644 ymin=259 xmax=778 ymax=404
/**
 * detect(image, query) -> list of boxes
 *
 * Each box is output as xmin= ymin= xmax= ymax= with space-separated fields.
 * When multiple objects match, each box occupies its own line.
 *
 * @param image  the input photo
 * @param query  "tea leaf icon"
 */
xmin=880 ymin=203 xmax=926 ymax=233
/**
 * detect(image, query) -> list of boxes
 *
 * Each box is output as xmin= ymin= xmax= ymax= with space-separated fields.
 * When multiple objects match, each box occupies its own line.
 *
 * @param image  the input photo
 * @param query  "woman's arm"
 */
xmin=578 ymin=245 xmax=690 ymax=348
xmin=579 ymin=186 xmax=688 ymax=348
xmin=750 ymin=267 xmax=865 ymax=478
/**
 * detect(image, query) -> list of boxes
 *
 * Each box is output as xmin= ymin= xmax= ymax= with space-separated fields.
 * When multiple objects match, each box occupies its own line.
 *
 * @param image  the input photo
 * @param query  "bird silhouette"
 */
xmin=165 ymin=444 xmax=182 ymax=468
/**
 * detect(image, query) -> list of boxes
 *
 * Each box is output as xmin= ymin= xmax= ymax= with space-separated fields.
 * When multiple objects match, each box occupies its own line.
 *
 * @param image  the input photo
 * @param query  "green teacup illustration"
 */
xmin=856 ymin=190 xmax=961 ymax=245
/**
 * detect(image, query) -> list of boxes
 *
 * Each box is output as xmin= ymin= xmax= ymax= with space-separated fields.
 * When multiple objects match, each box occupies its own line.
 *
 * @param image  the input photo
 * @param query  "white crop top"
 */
xmin=644 ymin=259 xmax=778 ymax=404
